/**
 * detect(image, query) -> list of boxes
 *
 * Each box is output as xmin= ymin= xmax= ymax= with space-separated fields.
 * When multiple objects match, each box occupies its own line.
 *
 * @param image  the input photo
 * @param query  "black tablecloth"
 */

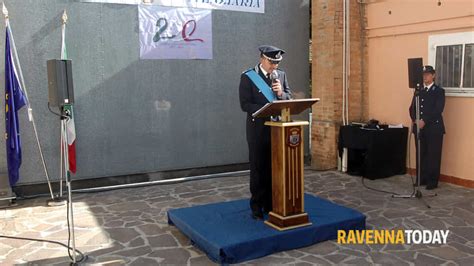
xmin=338 ymin=126 xmax=409 ymax=179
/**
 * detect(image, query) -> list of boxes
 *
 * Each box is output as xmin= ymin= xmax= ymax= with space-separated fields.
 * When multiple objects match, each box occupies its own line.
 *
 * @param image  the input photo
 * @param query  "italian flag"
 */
xmin=62 ymin=11 xmax=76 ymax=174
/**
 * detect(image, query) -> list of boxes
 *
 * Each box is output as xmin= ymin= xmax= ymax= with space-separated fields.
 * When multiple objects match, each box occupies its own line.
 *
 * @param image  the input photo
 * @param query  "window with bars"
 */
xmin=463 ymin=44 xmax=474 ymax=88
xmin=429 ymin=32 xmax=474 ymax=96
xmin=435 ymin=44 xmax=473 ymax=90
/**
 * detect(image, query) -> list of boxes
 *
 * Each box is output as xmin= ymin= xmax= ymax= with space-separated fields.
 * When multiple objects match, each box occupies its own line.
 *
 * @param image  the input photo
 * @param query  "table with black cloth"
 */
xmin=338 ymin=125 xmax=409 ymax=179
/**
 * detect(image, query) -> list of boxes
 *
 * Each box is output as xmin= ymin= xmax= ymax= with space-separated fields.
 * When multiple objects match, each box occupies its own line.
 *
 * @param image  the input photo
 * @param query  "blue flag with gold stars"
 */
xmin=5 ymin=27 xmax=27 ymax=186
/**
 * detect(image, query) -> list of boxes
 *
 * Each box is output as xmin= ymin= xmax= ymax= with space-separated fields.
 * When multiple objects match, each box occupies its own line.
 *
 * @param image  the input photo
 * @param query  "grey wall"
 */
xmin=0 ymin=0 xmax=310 ymax=185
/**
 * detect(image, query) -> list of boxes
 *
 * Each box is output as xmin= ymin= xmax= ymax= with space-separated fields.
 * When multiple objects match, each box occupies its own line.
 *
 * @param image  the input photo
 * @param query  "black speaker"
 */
xmin=47 ymin=59 xmax=74 ymax=107
xmin=408 ymin=58 xmax=423 ymax=89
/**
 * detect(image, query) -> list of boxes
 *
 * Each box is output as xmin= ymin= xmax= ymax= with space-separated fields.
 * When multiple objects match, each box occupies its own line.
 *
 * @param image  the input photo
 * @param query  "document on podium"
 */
xmin=252 ymin=98 xmax=320 ymax=118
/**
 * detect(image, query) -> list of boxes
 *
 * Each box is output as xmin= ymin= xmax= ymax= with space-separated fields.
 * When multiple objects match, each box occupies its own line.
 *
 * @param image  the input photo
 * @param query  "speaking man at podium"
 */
xmin=239 ymin=45 xmax=292 ymax=220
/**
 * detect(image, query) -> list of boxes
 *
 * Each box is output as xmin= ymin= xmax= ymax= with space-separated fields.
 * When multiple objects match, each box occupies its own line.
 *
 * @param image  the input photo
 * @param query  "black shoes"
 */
xmin=251 ymin=207 xmax=272 ymax=220
xmin=250 ymin=204 xmax=264 ymax=220
xmin=426 ymin=184 xmax=438 ymax=190
xmin=263 ymin=206 xmax=272 ymax=214
xmin=251 ymin=208 xmax=264 ymax=220
xmin=250 ymin=201 xmax=272 ymax=220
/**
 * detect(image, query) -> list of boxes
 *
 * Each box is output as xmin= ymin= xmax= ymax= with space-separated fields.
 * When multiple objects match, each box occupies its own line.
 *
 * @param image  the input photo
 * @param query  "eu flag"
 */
xmin=5 ymin=27 xmax=27 ymax=186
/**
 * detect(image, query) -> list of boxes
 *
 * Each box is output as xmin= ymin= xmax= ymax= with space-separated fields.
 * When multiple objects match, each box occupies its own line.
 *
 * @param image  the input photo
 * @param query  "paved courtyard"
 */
xmin=1 ymin=170 xmax=473 ymax=265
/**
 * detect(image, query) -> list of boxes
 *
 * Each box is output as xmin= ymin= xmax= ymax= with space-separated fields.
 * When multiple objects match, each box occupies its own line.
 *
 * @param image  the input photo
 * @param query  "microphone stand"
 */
xmin=393 ymin=83 xmax=436 ymax=208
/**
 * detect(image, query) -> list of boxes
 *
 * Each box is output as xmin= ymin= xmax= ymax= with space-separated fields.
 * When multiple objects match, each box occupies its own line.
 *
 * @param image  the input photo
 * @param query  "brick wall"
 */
xmin=311 ymin=0 xmax=368 ymax=170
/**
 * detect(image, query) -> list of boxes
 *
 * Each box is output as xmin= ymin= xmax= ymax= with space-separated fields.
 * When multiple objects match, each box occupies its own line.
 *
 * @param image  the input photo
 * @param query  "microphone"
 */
xmin=270 ymin=70 xmax=279 ymax=84
xmin=270 ymin=70 xmax=279 ymax=98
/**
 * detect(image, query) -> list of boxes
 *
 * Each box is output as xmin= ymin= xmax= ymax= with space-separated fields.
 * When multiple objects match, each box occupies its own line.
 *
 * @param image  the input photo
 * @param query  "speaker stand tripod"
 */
xmin=47 ymin=105 xmax=77 ymax=262
xmin=61 ymin=106 xmax=77 ymax=263
xmin=46 ymin=106 xmax=71 ymax=207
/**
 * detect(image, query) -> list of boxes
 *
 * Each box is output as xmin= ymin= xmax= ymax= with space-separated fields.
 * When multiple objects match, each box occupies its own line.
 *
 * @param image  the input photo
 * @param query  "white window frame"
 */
xmin=428 ymin=31 xmax=474 ymax=97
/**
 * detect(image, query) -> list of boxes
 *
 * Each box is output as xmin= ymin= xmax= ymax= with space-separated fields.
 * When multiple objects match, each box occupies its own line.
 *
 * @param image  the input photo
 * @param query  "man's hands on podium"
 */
xmin=272 ymin=79 xmax=283 ymax=97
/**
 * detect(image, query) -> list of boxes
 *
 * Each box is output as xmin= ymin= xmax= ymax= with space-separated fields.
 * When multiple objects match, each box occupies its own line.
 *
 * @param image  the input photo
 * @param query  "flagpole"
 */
xmin=61 ymin=9 xmax=67 ymax=60
xmin=2 ymin=3 xmax=55 ymax=200
xmin=59 ymin=9 xmax=68 ymax=197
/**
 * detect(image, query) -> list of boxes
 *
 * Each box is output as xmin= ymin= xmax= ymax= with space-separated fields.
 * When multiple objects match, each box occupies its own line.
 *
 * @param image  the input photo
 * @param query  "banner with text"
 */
xmin=79 ymin=0 xmax=140 ymax=4
xmin=139 ymin=5 xmax=212 ymax=59
xmin=80 ymin=0 xmax=264 ymax=13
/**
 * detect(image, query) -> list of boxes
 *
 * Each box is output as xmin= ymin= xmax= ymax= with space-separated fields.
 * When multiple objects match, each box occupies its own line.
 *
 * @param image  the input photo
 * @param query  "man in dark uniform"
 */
xmin=239 ymin=45 xmax=292 ymax=219
xmin=409 ymin=65 xmax=445 ymax=190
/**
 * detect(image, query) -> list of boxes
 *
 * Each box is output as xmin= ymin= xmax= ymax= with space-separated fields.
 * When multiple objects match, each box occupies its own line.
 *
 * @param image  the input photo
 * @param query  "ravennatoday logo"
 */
xmin=337 ymin=230 xmax=449 ymax=244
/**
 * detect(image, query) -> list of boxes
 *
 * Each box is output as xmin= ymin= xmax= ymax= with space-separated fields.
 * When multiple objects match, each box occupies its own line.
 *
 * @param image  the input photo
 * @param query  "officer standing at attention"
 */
xmin=239 ymin=45 xmax=292 ymax=219
xmin=409 ymin=65 xmax=445 ymax=190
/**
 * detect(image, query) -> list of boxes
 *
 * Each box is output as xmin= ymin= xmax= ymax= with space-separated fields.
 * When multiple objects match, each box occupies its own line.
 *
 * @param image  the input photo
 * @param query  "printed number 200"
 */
xmin=153 ymin=18 xmax=204 ymax=43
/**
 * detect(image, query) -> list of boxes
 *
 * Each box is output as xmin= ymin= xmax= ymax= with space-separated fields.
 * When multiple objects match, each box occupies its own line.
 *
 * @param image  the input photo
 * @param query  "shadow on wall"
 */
xmin=0 ymin=0 xmax=309 ymax=186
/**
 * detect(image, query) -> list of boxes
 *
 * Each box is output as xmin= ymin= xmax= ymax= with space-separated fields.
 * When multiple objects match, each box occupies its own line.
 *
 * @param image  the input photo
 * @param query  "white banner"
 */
xmin=139 ymin=5 xmax=212 ymax=59
xmin=79 ymin=0 xmax=140 ymax=4
xmin=151 ymin=0 xmax=264 ymax=13
xmin=80 ymin=0 xmax=265 ymax=13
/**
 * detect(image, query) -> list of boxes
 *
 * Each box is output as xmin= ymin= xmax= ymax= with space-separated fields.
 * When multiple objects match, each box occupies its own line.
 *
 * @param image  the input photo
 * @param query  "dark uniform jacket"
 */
xmin=239 ymin=64 xmax=292 ymax=209
xmin=409 ymin=83 xmax=445 ymax=135
xmin=239 ymin=65 xmax=292 ymax=143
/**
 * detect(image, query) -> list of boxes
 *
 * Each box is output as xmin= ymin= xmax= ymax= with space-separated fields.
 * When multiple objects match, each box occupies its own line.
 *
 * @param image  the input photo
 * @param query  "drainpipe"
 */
xmin=341 ymin=0 xmax=350 ymax=172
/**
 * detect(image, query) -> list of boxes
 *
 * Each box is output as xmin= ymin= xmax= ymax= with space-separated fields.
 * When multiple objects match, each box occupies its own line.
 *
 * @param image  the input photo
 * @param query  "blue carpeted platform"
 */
xmin=167 ymin=194 xmax=365 ymax=264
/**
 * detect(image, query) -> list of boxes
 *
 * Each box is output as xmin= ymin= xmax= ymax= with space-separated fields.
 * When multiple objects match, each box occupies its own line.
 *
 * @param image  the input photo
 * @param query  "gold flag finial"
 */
xmin=62 ymin=9 xmax=67 ymax=25
xmin=2 ymin=2 xmax=9 ymax=19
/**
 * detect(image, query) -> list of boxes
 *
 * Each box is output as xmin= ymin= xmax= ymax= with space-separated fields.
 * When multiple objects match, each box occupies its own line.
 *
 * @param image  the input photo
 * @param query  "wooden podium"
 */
xmin=253 ymin=98 xmax=319 ymax=231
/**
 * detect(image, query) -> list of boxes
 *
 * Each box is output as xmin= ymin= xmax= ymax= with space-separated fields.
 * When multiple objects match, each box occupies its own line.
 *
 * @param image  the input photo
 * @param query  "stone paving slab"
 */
xmin=0 ymin=170 xmax=473 ymax=265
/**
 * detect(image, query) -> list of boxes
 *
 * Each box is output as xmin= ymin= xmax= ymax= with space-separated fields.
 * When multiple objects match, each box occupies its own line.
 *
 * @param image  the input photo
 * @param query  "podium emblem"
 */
xmin=287 ymin=127 xmax=301 ymax=147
